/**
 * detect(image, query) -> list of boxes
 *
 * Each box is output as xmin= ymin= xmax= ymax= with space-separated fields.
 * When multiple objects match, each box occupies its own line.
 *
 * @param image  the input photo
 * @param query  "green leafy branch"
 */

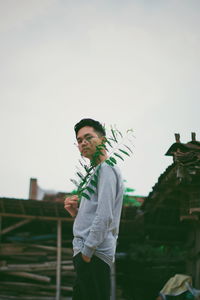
xmin=70 ymin=125 xmax=134 ymax=200
xmin=103 ymin=125 xmax=134 ymax=167
xmin=70 ymin=155 xmax=100 ymax=200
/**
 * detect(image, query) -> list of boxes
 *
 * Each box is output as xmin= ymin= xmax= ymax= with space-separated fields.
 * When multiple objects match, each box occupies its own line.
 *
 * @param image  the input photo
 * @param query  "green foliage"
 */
xmin=123 ymin=182 xmax=141 ymax=207
xmin=129 ymin=243 xmax=187 ymax=261
xmin=86 ymin=186 xmax=95 ymax=194
xmin=114 ymin=152 xmax=124 ymax=161
xmin=109 ymin=157 xmax=117 ymax=164
xmin=81 ymin=192 xmax=90 ymax=200
xmin=70 ymin=189 xmax=79 ymax=195
xmin=90 ymin=179 xmax=98 ymax=188
xmin=105 ymin=160 xmax=115 ymax=167
xmin=119 ymin=149 xmax=130 ymax=156
xmin=125 ymin=187 xmax=135 ymax=193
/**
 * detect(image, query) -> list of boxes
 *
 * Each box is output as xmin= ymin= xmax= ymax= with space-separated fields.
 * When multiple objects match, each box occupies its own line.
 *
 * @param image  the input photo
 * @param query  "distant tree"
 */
xmin=123 ymin=180 xmax=141 ymax=207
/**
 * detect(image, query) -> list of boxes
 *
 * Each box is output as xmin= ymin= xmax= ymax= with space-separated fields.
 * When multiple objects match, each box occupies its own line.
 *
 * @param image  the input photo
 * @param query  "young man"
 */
xmin=64 ymin=118 xmax=124 ymax=300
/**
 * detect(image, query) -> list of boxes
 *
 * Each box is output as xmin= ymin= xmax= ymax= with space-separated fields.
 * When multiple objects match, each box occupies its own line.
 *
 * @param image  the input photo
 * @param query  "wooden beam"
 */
xmin=0 ymin=243 xmax=73 ymax=255
xmin=0 ymin=219 xmax=32 ymax=235
xmin=0 ymin=281 xmax=73 ymax=291
xmin=0 ymin=216 xmax=2 ymax=243
xmin=28 ymin=244 xmax=72 ymax=254
xmin=0 ymin=297 xmax=57 ymax=300
xmin=4 ymin=271 xmax=51 ymax=282
xmin=0 ymin=213 xmax=73 ymax=222
xmin=56 ymin=220 xmax=62 ymax=300
xmin=180 ymin=215 xmax=198 ymax=221
xmin=190 ymin=208 xmax=200 ymax=214
xmin=0 ymin=262 xmax=74 ymax=272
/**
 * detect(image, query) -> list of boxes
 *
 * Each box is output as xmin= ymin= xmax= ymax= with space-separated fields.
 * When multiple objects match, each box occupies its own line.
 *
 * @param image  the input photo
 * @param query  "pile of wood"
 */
xmin=0 ymin=241 xmax=75 ymax=299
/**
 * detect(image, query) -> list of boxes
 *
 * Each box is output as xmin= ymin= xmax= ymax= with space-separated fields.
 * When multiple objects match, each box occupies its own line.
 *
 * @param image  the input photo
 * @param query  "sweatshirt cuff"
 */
xmin=82 ymin=245 xmax=95 ymax=258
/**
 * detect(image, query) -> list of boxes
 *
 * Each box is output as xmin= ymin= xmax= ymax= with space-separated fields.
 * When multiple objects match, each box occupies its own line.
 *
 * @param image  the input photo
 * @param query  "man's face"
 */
xmin=76 ymin=126 xmax=104 ymax=160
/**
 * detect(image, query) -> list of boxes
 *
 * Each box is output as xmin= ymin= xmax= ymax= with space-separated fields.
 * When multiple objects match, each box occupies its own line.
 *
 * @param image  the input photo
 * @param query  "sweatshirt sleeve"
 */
xmin=82 ymin=164 xmax=117 ymax=258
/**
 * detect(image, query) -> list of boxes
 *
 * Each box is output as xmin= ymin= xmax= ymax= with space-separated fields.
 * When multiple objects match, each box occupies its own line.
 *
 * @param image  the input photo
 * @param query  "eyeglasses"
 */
xmin=74 ymin=135 xmax=95 ymax=146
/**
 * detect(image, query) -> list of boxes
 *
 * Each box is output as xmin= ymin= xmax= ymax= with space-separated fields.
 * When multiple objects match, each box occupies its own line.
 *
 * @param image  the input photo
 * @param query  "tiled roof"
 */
xmin=0 ymin=197 xmax=72 ymax=221
xmin=141 ymin=134 xmax=200 ymax=243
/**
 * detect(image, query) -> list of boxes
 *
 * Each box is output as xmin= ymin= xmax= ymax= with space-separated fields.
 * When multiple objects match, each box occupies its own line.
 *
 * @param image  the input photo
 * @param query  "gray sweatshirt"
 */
xmin=72 ymin=161 xmax=124 ymax=268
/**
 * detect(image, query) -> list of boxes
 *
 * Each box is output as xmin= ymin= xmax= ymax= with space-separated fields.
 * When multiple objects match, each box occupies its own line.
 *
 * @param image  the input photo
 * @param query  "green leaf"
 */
xmin=119 ymin=149 xmax=130 ymax=156
xmin=84 ymin=166 xmax=90 ymax=173
xmin=99 ymin=143 xmax=108 ymax=151
xmin=82 ymin=164 xmax=91 ymax=173
xmin=101 ymin=143 xmax=107 ymax=149
xmin=114 ymin=152 xmax=124 ymax=161
xmin=78 ymin=179 xmax=87 ymax=188
xmin=123 ymin=144 xmax=133 ymax=154
xmin=105 ymin=159 xmax=114 ymax=166
xmin=97 ymin=144 xmax=105 ymax=150
xmin=81 ymin=192 xmax=90 ymax=200
xmin=111 ymin=128 xmax=118 ymax=142
xmin=71 ymin=189 xmax=78 ymax=195
xmin=78 ymin=159 xmax=84 ymax=167
xmin=125 ymin=187 xmax=135 ymax=193
xmin=78 ymin=187 xmax=84 ymax=193
xmin=105 ymin=138 xmax=113 ymax=148
xmin=109 ymin=156 xmax=117 ymax=164
xmin=86 ymin=186 xmax=95 ymax=194
xmin=126 ymin=128 xmax=134 ymax=134
xmin=96 ymin=150 xmax=104 ymax=156
xmin=116 ymin=129 xmax=123 ymax=138
xmin=109 ymin=136 xmax=117 ymax=143
xmin=78 ymin=181 xmax=85 ymax=188
xmin=70 ymin=179 xmax=79 ymax=187
xmin=77 ymin=172 xmax=85 ymax=180
xmin=91 ymin=180 xmax=97 ymax=188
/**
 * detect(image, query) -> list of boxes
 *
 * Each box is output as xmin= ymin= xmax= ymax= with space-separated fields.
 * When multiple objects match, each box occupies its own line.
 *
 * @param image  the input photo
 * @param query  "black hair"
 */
xmin=74 ymin=118 xmax=106 ymax=137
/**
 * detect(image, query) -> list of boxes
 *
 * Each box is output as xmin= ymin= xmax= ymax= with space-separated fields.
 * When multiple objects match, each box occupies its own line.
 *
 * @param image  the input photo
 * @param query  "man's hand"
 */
xmin=82 ymin=253 xmax=91 ymax=263
xmin=64 ymin=195 xmax=79 ymax=217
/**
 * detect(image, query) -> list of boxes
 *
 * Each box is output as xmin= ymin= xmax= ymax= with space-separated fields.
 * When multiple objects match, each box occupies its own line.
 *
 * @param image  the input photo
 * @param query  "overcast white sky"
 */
xmin=0 ymin=0 xmax=199 ymax=199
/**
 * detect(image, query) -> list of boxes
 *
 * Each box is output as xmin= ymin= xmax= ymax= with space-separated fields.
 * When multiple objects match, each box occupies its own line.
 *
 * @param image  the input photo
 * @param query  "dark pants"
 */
xmin=72 ymin=252 xmax=111 ymax=300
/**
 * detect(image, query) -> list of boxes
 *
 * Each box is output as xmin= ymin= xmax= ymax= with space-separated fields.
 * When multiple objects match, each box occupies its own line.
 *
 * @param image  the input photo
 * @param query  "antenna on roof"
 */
xmin=191 ymin=132 xmax=196 ymax=141
xmin=175 ymin=133 xmax=180 ymax=143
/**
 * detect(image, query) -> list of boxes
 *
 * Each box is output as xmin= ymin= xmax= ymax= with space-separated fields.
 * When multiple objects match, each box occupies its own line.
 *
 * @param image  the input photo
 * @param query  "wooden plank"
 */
xmin=0 ymin=252 xmax=48 ymax=256
xmin=0 ymin=265 xmax=74 ymax=272
xmin=0 ymin=216 xmax=2 ymax=243
xmin=190 ymin=208 xmax=200 ymax=214
xmin=29 ymin=244 xmax=73 ymax=254
xmin=0 ymin=261 xmax=74 ymax=272
xmin=180 ymin=215 xmax=198 ymax=221
xmin=4 ymin=271 xmax=51 ymax=282
xmin=0 ymin=213 xmax=73 ymax=222
xmin=0 ymin=296 xmax=73 ymax=300
xmin=0 ymin=261 xmax=72 ymax=268
xmin=61 ymin=266 xmax=74 ymax=271
xmin=56 ymin=220 xmax=62 ymax=300
xmin=0 ymin=243 xmax=72 ymax=255
xmin=1 ymin=219 xmax=32 ymax=235
xmin=0 ymin=281 xmax=73 ymax=291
